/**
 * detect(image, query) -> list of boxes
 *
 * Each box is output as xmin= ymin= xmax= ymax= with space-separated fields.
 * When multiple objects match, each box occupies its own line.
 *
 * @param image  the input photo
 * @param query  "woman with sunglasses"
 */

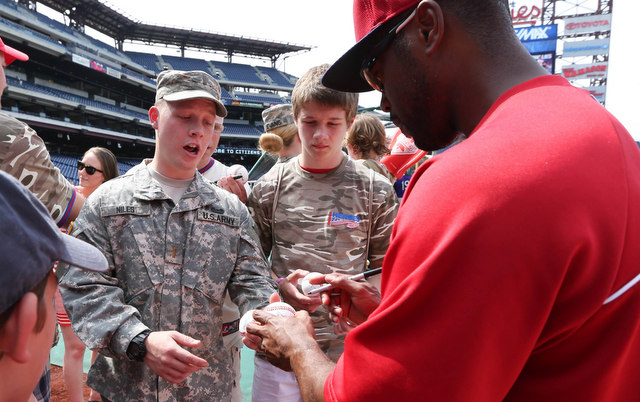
xmin=58 ymin=147 xmax=119 ymax=402
xmin=76 ymin=147 xmax=120 ymax=198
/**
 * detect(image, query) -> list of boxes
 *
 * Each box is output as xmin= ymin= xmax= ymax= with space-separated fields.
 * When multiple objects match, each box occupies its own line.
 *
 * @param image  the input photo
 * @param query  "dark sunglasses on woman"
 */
xmin=77 ymin=161 xmax=103 ymax=175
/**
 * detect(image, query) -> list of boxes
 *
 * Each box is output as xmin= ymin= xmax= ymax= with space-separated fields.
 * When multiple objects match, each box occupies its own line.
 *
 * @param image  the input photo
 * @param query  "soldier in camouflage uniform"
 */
xmin=247 ymin=64 xmax=398 ymax=401
xmin=58 ymin=70 xmax=278 ymax=401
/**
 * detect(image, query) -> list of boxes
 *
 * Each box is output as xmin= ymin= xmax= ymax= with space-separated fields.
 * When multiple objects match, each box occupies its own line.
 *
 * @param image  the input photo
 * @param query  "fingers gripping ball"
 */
xmin=228 ymin=164 xmax=249 ymax=185
xmin=299 ymin=272 xmax=326 ymax=296
xmin=239 ymin=302 xmax=296 ymax=335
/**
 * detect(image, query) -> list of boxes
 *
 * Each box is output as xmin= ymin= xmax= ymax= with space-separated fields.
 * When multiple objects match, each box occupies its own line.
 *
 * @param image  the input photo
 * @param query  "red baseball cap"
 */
xmin=0 ymin=37 xmax=29 ymax=66
xmin=322 ymin=0 xmax=419 ymax=93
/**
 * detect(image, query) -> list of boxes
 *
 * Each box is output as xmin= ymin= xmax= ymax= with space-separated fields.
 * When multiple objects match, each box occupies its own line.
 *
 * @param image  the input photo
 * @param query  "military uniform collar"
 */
xmin=130 ymin=160 xmax=218 ymax=206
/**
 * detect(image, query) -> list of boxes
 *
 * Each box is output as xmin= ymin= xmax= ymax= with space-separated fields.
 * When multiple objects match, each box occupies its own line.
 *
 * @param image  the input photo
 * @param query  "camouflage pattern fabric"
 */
xmin=0 ymin=112 xmax=75 ymax=226
xmin=200 ymin=161 xmax=248 ymax=350
xmin=262 ymin=104 xmax=294 ymax=132
xmin=360 ymin=158 xmax=397 ymax=184
xmin=276 ymin=155 xmax=296 ymax=164
xmin=247 ymin=153 xmax=398 ymax=359
xmin=58 ymin=161 xmax=277 ymax=401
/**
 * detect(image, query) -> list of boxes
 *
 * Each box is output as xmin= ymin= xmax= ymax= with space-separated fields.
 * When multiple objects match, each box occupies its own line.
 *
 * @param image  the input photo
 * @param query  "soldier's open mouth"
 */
xmin=185 ymin=145 xmax=199 ymax=154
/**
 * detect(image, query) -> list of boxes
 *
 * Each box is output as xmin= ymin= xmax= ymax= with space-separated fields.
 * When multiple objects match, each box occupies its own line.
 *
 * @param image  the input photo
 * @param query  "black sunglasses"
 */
xmin=77 ymin=161 xmax=103 ymax=175
xmin=360 ymin=7 xmax=418 ymax=92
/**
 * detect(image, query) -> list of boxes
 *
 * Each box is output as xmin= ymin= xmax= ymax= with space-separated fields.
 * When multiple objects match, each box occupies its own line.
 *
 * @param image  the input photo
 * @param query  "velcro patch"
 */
xmin=198 ymin=209 xmax=239 ymax=227
xmin=101 ymin=204 xmax=151 ymax=217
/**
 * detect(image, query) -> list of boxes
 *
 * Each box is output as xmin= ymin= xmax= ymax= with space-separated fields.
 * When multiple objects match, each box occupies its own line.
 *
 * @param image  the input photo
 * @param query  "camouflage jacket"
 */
xmin=200 ymin=160 xmax=249 ymax=350
xmin=0 ymin=112 xmax=75 ymax=226
xmin=247 ymin=154 xmax=398 ymax=359
xmin=58 ymin=161 xmax=277 ymax=401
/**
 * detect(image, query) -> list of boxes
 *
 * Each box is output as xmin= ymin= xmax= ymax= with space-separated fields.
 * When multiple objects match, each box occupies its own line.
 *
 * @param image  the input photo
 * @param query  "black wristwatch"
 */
xmin=126 ymin=329 xmax=151 ymax=361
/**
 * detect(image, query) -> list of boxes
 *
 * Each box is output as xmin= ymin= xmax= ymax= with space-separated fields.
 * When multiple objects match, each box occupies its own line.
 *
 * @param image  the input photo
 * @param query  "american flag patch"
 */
xmin=328 ymin=212 xmax=361 ymax=229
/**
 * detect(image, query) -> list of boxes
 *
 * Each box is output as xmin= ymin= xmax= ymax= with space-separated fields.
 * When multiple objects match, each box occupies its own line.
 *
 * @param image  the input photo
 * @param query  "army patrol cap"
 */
xmin=156 ymin=70 xmax=228 ymax=117
xmin=0 ymin=171 xmax=108 ymax=314
xmin=262 ymin=104 xmax=294 ymax=132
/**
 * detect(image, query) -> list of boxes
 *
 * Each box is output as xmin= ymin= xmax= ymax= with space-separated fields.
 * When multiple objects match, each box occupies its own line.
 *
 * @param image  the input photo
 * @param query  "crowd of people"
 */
xmin=2 ymin=0 xmax=640 ymax=401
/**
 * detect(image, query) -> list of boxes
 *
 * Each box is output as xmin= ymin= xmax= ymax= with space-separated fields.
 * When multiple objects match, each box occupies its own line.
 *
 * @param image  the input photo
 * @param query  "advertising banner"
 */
xmin=562 ymin=62 xmax=608 ymax=80
xmin=564 ymin=14 xmax=612 ymax=35
xmin=581 ymin=85 xmax=606 ymax=103
xmin=510 ymin=0 xmax=543 ymax=26
xmin=71 ymin=54 xmax=90 ymax=68
xmin=106 ymin=66 xmax=122 ymax=79
xmin=534 ymin=53 xmax=555 ymax=74
xmin=214 ymin=148 xmax=261 ymax=156
xmin=563 ymin=39 xmax=609 ymax=57
xmin=90 ymin=60 xmax=106 ymax=73
xmin=515 ymin=24 xmax=558 ymax=54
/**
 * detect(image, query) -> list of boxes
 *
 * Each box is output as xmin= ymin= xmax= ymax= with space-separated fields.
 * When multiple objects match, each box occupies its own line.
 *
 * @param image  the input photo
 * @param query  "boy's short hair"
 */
xmin=292 ymin=64 xmax=359 ymax=123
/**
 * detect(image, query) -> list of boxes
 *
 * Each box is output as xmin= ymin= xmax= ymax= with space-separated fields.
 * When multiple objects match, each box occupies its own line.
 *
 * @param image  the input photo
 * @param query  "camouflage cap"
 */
xmin=156 ymin=70 xmax=227 ymax=117
xmin=262 ymin=104 xmax=294 ymax=132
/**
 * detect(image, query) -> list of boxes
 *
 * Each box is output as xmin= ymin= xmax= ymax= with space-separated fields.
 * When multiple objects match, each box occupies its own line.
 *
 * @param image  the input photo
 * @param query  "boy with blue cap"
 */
xmin=0 ymin=171 xmax=107 ymax=402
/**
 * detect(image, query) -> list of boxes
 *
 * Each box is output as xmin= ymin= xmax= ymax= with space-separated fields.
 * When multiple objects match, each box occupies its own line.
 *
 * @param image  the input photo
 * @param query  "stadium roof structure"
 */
xmin=34 ymin=0 xmax=312 ymax=63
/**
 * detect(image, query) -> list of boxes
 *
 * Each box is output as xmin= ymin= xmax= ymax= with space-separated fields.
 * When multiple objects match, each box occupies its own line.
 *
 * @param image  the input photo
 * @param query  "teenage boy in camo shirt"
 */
xmin=247 ymin=64 xmax=398 ymax=401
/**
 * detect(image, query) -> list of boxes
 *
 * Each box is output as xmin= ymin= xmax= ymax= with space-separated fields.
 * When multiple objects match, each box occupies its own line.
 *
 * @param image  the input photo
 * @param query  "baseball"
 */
xmin=228 ymin=164 xmax=249 ymax=184
xmin=299 ymin=272 xmax=326 ymax=296
xmin=239 ymin=301 xmax=295 ymax=335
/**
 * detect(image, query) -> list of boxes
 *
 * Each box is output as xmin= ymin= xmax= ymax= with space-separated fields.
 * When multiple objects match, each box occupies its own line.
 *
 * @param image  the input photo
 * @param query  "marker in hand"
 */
xmin=213 ymin=174 xmax=244 ymax=185
xmin=306 ymin=267 xmax=383 ymax=295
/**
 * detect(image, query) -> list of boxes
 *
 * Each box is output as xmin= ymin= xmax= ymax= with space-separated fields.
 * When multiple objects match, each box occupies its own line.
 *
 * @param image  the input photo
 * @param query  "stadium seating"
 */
xmin=256 ymin=66 xmax=295 ymax=88
xmin=162 ymin=54 xmax=212 ymax=72
xmin=121 ymin=67 xmax=156 ymax=85
xmin=7 ymin=76 xmax=149 ymax=121
xmin=0 ymin=0 xmax=298 ymax=169
xmin=235 ymin=92 xmax=284 ymax=104
xmin=211 ymin=61 xmax=267 ymax=86
xmin=220 ymin=87 xmax=234 ymax=103
xmin=0 ymin=0 xmax=151 ymax=74
xmin=0 ymin=16 xmax=61 ymax=47
xmin=222 ymin=122 xmax=262 ymax=137
xmin=125 ymin=51 xmax=163 ymax=73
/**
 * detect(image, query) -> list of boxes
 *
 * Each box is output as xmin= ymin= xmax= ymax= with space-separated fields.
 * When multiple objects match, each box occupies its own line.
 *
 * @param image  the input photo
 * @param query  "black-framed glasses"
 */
xmin=360 ymin=7 xmax=418 ymax=92
xmin=77 ymin=161 xmax=103 ymax=175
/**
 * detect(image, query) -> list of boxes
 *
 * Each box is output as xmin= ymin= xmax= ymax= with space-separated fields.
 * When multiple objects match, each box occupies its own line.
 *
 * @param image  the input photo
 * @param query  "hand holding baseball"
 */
xmin=321 ymin=273 xmax=381 ymax=327
xmin=278 ymin=269 xmax=323 ymax=312
xmin=244 ymin=300 xmax=316 ymax=372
